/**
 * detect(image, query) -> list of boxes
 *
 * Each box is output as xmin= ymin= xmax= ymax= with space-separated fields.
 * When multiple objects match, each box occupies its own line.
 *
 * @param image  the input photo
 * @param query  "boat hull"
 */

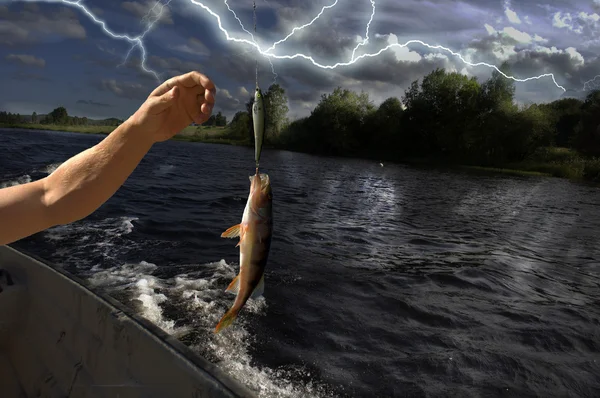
xmin=0 ymin=245 xmax=254 ymax=398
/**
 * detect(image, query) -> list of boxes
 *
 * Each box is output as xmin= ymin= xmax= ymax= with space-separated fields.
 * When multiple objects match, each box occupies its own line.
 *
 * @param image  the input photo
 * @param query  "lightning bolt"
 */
xmin=583 ymin=75 xmax=600 ymax=92
xmin=14 ymin=0 xmax=569 ymax=93
xmin=188 ymin=0 xmax=566 ymax=92
xmin=119 ymin=0 xmax=173 ymax=81
xmin=19 ymin=0 xmax=166 ymax=82
xmin=350 ymin=0 xmax=375 ymax=62
xmin=265 ymin=0 xmax=339 ymax=53
xmin=222 ymin=0 xmax=277 ymax=85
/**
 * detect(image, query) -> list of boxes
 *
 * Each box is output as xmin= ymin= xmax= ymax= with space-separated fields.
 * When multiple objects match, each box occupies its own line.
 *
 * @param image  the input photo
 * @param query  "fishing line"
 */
xmin=251 ymin=0 xmax=266 ymax=172
xmin=253 ymin=0 xmax=258 ymax=90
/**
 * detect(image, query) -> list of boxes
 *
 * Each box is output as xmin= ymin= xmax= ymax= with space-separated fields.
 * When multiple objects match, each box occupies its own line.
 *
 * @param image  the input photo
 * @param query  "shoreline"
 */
xmin=2 ymin=124 xmax=597 ymax=183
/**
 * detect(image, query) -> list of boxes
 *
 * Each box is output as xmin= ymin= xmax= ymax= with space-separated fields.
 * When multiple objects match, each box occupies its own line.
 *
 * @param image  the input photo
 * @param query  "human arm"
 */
xmin=0 ymin=71 xmax=216 ymax=245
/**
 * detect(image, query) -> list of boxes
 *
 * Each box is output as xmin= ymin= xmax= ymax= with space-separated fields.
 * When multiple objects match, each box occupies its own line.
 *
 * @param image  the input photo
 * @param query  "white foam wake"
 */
xmin=44 ymin=216 xmax=138 ymax=270
xmin=87 ymin=258 xmax=335 ymax=398
xmin=42 ymin=162 xmax=62 ymax=175
xmin=0 ymin=174 xmax=32 ymax=188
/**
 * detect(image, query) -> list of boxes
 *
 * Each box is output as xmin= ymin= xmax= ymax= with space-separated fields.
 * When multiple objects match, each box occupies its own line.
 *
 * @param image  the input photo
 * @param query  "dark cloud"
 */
xmin=290 ymin=90 xmax=321 ymax=103
xmin=171 ymin=37 xmax=211 ymax=57
xmin=1 ymin=0 xmax=598 ymax=120
xmin=147 ymin=55 xmax=205 ymax=79
xmin=76 ymin=99 xmax=112 ymax=108
xmin=94 ymin=79 xmax=152 ymax=101
xmin=374 ymin=0 xmax=488 ymax=35
xmin=121 ymin=0 xmax=174 ymax=25
xmin=12 ymin=72 xmax=51 ymax=82
xmin=5 ymin=54 xmax=45 ymax=68
xmin=462 ymin=23 xmax=592 ymax=92
xmin=0 ymin=3 xmax=85 ymax=46
xmin=216 ymin=88 xmax=245 ymax=112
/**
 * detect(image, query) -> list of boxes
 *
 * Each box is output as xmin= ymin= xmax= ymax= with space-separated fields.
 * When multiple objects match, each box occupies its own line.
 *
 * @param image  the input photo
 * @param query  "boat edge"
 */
xmin=2 ymin=244 xmax=257 ymax=398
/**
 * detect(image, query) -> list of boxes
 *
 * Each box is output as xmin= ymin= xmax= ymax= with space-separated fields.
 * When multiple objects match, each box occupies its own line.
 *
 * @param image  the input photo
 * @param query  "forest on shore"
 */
xmin=227 ymin=65 xmax=600 ymax=181
xmin=2 ymin=65 xmax=600 ymax=181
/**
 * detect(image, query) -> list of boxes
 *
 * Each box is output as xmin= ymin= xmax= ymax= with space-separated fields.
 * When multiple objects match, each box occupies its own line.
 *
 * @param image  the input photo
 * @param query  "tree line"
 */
xmin=0 ymin=107 xmax=123 ymax=126
xmin=0 ymin=105 xmax=230 ymax=128
xmin=2 ymin=69 xmax=599 ymax=179
xmin=225 ymin=65 xmax=600 ymax=179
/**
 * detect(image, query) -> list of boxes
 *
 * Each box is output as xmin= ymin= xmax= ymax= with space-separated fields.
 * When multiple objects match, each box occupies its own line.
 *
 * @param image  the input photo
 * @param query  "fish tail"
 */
xmin=214 ymin=306 xmax=240 ymax=334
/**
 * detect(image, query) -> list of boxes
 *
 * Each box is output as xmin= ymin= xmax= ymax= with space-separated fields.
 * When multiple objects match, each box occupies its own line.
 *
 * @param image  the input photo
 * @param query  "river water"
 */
xmin=1 ymin=128 xmax=599 ymax=397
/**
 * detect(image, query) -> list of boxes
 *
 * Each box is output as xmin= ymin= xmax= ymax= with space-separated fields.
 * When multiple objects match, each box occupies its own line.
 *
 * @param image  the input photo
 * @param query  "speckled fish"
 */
xmin=215 ymin=171 xmax=273 ymax=333
xmin=252 ymin=88 xmax=265 ymax=166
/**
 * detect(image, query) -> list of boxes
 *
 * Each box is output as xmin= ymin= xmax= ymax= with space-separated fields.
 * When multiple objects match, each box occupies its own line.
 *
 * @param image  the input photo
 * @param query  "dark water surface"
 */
xmin=2 ymin=128 xmax=600 ymax=397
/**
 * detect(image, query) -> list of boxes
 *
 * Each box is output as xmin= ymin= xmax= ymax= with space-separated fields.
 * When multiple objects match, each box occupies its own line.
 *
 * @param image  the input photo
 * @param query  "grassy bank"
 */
xmin=172 ymin=125 xmax=247 ymax=145
xmin=509 ymin=147 xmax=600 ymax=181
xmin=394 ymin=148 xmax=600 ymax=181
xmin=0 ymin=123 xmax=115 ymax=134
xmin=3 ymin=124 xmax=599 ymax=182
xmin=0 ymin=123 xmax=233 ymax=141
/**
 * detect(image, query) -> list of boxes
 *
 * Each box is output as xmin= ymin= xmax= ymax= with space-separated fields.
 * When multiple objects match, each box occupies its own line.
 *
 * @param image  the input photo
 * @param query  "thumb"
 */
xmin=148 ymin=85 xmax=179 ymax=114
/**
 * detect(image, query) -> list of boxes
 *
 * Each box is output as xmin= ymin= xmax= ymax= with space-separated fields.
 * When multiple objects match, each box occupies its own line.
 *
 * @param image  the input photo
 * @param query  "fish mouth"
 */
xmin=249 ymin=173 xmax=270 ymax=190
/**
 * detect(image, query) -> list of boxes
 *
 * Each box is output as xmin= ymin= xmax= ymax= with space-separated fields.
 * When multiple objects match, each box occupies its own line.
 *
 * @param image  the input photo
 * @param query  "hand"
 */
xmin=128 ymin=71 xmax=216 ymax=143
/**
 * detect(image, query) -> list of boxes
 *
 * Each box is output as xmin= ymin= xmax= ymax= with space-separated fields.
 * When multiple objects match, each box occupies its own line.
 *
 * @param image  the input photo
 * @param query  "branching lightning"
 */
xmin=265 ymin=0 xmax=338 ymax=53
xmin=119 ymin=0 xmax=173 ymax=81
xmin=14 ymin=0 xmax=579 ymax=93
xmin=188 ymin=0 xmax=567 ymax=91
xmin=350 ymin=0 xmax=375 ymax=62
xmin=223 ymin=0 xmax=277 ymax=85
xmin=583 ymin=75 xmax=600 ymax=92
xmin=21 ymin=0 xmax=166 ymax=82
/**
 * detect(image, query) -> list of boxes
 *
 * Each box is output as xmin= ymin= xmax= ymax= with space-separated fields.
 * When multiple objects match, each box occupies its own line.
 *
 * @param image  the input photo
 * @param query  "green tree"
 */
xmin=402 ymin=68 xmax=481 ymax=159
xmin=47 ymin=106 xmax=68 ymax=124
xmin=245 ymin=84 xmax=290 ymax=144
xmin=306 ymin=87 xmax=375 ymax=155
xmin=573 ymin=90 xmax=600 ymax=155
xmin=31 ymin=111 xmax=37 ymax=124
xmin=228 ymin=110 xmax=251 ymax=140
xmin=263 ymin=83 xmax=289 ymax=142
xmin=203 ymin=114 xmax=216 ymax=126
xmin=538 ymin=97 xmax=582 ymax=147
xmin=363 ymin=96 xmax=403 ymax=156
xmin=215 ymin=111 xmax=227 ymax=126
xmin=479 ymin=62 xmax=516 ymax=112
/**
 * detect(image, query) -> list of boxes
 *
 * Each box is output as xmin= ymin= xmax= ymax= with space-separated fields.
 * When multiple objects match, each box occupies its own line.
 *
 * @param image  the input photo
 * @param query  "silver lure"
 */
xmin=252 ymin=88 xmax=265 ymax=166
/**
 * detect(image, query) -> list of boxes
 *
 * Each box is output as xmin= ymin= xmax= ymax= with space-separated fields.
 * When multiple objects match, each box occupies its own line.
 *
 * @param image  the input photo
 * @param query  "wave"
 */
xmin=0 ymin=174 xmax=32 ymax=188
xmin=154 ymin=164 xmax=176 ymax=176
xmin=87 ymin=258 xmax=338 ymax=398
xmin=44 ymin=216 xmax=138 ymax=270
xmin=42 ymin=162 xmax=62 ymax=175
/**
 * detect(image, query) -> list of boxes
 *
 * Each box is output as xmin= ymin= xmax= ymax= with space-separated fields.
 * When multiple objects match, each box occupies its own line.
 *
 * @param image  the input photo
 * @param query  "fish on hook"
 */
xmin=215 ymin=171 xmax=273 ymax=333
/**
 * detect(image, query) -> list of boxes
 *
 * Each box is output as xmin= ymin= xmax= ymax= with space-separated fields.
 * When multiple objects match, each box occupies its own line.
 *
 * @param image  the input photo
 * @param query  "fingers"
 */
xmin=201 ymin=102 xmax=212 ymax=115
xmin=149 ymin=80 xmax=174 ymax=98
xmin=172 ymin=71 xmax=216 ymax=91
xmin=150 ymin=71 xmax=216 ymax=97
xmin=205 ymin=88 xmax=216 ymax=104
xmin=195 ymin=85 xmax=215 ymax=116
xmin=148 ymin=86 xmax=179 ymax=115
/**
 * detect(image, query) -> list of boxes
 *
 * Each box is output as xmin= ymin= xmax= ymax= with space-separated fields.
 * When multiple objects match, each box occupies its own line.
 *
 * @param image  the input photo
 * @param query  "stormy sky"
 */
xmin=0 ymin=0 xmax=598 ymax=121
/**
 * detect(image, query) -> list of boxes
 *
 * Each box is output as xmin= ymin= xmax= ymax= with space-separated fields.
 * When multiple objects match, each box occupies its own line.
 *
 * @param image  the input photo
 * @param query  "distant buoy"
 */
xmin=379 ymin=163 xmax=384 ymax=167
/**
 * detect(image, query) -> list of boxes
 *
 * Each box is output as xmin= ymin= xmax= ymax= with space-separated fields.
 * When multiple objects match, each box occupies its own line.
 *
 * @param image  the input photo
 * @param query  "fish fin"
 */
xmin=250 ymin=274 xmax=265 ymax=299
xmin=225 ymin=274 xmax=240 ymax=294
xmin=214 ymin=307 xmax=240 ymax=333
xmin=221 ymin=224 xmax=241 ymax=239
xmin=235 ymin=241 xmax=241 ymax=248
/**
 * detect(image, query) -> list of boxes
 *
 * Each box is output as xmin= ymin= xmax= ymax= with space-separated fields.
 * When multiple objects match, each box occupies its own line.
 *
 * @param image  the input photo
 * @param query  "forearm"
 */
xmin=0 ymin=120 xmax=153 ymax=245
xmin=44 ymin=120 xmax=153 ymax=225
